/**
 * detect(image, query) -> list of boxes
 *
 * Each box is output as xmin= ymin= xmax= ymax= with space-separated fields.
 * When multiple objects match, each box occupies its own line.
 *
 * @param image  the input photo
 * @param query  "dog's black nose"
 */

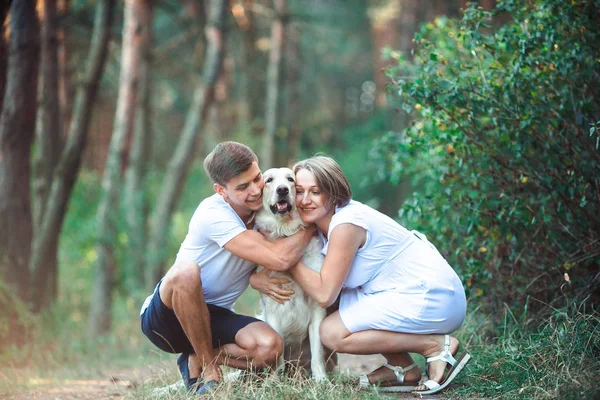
xmin=276 ymin=186 xmax=289 ymax=196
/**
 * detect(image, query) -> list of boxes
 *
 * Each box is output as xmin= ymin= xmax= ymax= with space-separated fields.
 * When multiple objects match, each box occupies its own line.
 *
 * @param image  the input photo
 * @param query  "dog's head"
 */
xmin=262 ymin=168 xmax=296 ymax=216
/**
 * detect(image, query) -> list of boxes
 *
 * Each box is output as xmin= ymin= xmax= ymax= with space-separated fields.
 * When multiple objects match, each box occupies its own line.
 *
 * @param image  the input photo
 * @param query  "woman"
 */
xmin=289 ymin=155 xmax=470 ymax=395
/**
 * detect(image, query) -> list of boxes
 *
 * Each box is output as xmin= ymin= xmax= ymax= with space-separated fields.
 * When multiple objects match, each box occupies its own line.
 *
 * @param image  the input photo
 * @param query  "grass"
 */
xmin=126 ymin=366 xmax=402 ymax=400
xmin=453 ymin=302 xmax=600 ymax=400
xmin=2 ymin=288 xmax=598 ymax=399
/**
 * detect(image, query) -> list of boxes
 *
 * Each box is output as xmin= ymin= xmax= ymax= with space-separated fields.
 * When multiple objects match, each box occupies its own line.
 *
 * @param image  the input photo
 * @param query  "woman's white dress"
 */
xmin=320 ymin=200 xmax=466 ymax=334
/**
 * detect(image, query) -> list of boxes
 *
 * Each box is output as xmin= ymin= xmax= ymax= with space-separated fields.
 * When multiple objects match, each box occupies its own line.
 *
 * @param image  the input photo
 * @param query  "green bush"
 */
xmin=376 ymin=0 xmax=600 ymax=321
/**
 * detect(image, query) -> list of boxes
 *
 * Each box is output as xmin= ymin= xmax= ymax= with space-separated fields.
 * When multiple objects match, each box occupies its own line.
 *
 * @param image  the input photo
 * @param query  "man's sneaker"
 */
xmin=195 ymin=380 xmax=219 ymax=395
xmin=177 ymin=353 xmax=199 ymax=393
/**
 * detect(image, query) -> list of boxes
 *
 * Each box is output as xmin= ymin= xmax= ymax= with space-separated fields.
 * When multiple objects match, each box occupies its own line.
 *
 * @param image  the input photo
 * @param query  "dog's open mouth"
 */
xmin=270 ymin=200 xmax=292 ymax=215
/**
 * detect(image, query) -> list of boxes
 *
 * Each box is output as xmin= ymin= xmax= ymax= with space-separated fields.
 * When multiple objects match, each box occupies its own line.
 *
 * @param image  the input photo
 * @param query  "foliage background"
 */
xmin=376 ymin=0 xmax=599 ymax=324
xmin=0 ymin=0 xmax=598 ymax=399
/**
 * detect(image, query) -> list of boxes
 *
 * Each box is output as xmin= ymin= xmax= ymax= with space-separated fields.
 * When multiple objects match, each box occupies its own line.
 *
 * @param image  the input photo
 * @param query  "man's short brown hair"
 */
xmin=293 ymin=155 xmax=352 ymax=210
xmin=203 ymin=141 xmax=259 ymax=186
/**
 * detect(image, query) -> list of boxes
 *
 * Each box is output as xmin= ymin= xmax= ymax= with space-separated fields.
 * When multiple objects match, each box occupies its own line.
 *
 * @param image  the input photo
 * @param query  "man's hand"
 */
xmin=249 ymin=269 xmax=295 ymax=304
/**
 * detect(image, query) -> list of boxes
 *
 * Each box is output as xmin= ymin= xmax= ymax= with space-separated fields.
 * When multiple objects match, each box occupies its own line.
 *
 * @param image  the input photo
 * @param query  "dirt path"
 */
xmin=9 ymin=354 xmax=460 ymax=399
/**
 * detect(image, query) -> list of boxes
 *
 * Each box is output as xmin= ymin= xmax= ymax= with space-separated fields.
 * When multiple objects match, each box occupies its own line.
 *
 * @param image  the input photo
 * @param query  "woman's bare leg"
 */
xmin=320 ymin=312 xmax=459 ymax=385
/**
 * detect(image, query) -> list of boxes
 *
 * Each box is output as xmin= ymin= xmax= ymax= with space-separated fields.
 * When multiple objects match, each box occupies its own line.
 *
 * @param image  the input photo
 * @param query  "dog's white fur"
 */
xmin=255 ymin=167 xmax=327 ymax=381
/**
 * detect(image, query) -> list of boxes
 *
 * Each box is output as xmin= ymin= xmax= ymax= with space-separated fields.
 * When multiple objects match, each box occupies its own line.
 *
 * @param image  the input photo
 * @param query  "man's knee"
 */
xmin=236 ymin=325 xmax=283 ymax=367
xmin=160 ymin=261 xmax=201 ymax=306
xmin=255 ymin=332 xmax=283 ymax=366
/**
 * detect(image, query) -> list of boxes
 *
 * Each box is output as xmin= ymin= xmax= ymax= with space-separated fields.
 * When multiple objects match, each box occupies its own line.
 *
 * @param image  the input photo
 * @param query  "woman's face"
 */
xmin=295 ymin=168 xmax=329 ymax=224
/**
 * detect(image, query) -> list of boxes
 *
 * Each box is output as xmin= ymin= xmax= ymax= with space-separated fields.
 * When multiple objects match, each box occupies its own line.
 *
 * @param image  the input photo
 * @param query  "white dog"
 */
xmin=255 ymin=167 xmax=328 ymax=381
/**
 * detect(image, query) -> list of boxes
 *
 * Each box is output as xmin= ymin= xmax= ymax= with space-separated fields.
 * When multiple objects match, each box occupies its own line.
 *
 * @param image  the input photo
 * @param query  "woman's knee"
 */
xmin=319 ymin=319 xmax=344 ymax=351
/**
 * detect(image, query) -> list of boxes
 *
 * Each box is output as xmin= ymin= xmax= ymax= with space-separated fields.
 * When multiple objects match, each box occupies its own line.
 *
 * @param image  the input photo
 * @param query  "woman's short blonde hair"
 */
xmin=293 ymin=155 xmax=352 ymax=210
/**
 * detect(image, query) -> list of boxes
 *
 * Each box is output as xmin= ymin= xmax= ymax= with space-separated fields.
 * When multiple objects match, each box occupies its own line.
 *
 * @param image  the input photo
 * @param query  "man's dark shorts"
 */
xmin=141 ymin=280 xmax=261 ymax=353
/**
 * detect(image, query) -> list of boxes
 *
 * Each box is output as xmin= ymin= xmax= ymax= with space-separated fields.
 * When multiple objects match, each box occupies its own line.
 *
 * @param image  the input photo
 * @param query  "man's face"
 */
xmin=215 ymin=161 xmax=264 ymax=218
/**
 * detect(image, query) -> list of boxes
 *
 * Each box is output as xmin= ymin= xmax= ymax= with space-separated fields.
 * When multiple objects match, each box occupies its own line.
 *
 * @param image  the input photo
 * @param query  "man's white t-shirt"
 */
xmin=141 ymin=193 xmax=255 ymax=314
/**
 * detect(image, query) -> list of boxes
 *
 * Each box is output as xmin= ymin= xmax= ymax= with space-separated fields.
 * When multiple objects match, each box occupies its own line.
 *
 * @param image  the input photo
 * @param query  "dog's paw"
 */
xmin=311 ymin=368 xmax=328 ymax=382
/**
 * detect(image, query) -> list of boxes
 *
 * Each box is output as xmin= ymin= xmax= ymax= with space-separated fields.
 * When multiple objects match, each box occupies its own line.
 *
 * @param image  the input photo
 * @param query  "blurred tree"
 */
xmin=370 ymin=0 xmax=400 ymax=108
xmin=32 ymin=0 xmax=63 ymax=309
xmin=58 ymin=0 xmax=74 ymax=136
xmin=233 ymin=0 xmax=258 ymax=130
xmin=30 ymin=0 xmax=115 ymax=312
xmin=34 ymin=0 xmax=63 ymax=232
xmin=145 ymin=0 xmax=227 ymax=289
xmin=123 ymin=0 xmax=153 ymax=292
xmin=283 ymin=19 xmax=301 ymax=165
xmin=91 ymin=0 xmax=148 ymax=335
xmin=261 ymin=0 xmax=286 ymax=169
xmin=0 ymin=1 xmax=10 ymax=112
xmin=0 ymin=0 xmax=40 ymax=303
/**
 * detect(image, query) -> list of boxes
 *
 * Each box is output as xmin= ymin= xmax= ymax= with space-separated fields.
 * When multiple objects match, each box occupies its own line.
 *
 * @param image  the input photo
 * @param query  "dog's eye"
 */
xmin=265 ymin=177 xmax=273 ymax=183
xmin=287 ymin=177 xmax=294 ymax=182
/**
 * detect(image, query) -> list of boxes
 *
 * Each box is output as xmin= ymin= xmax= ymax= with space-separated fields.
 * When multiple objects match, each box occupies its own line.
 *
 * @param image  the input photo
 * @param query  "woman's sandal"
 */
xmin=359 ymin=362 xmax=420 ymax=392
xmin=415 ymin=334 xmax=472 ymax=395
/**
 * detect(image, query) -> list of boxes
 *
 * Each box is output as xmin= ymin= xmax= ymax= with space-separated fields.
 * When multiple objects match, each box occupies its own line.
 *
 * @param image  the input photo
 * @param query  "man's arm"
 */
xmin=224 ymin=226 xmax=316 ymax=272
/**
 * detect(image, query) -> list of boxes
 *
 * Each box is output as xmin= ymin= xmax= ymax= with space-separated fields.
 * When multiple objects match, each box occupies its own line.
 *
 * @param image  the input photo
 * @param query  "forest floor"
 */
xmin=5 ymin=353 xmax=479 ymax=399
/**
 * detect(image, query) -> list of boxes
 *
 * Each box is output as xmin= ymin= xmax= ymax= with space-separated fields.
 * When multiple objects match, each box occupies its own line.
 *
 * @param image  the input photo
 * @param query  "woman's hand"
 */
xmin=249 ymin=268 xmax=295 ymax=304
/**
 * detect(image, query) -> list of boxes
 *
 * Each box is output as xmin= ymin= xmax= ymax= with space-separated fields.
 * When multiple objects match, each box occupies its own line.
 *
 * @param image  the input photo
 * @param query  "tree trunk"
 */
xmin=261 ymin=0 xmax=286 ymax=170
xmin=31 ymin=0 xmax=63 ymax=312
xmin=397 ymin=0 xmax=419 ymax=61
xmin=284 ymin=23 xmax=301 ymax=166
xmin=389 ymin=0 xmax=421 ymax=211
xmin=0 ymin=1 xmax=12 ymax=112
xmin=480 ymin=0 xmax=496 ymax=10
xmin=89 ymin=0 xmax=144 ymax=335
xmin=30 ymin=0 xmax=115 ymax=312
xmin=368 ymin=0 xmax=422 ymax=215
xmin=34 ymin=0 xmax=63 ymax=238
xmin=235 ymin=0 xmax=257 ymax=129
xmin=236 ymin=2 xmax=250 ymax=127
xmin=145 ymin=0 xmax=227 ymax=289
xmin=123 ymin=0 xmax=153 ymax=291
xmin=0 ymin=0 xmax=40 ymax=303
xmin=422 ymin=0 xmax=448 ymax=22
xmin=58 ymin=0 xmax=74 ymax=133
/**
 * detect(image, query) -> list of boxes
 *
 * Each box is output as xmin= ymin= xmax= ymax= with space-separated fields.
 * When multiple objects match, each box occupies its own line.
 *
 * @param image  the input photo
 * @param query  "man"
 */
xmin=140 ymin=141 xmax=314 ymax=394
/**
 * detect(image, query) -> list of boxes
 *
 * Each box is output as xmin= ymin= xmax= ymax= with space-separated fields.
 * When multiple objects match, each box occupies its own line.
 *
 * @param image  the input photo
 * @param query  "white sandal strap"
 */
xmin=358 ymin=374 xmax=369 ymax=387
xmin=421 ymin=379 xmax=441 ymax=390
xmin=382 ymin=362 xmax=417 ymax=384
xmin=426 ymin=335 xmax=457 ymax=367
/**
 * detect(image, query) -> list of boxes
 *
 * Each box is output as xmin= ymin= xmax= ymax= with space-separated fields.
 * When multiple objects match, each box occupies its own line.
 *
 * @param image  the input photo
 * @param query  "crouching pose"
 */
xmin=289 ymin=156 xmax=471 ymax=395
xmin=140 ymin=142 xmax=314 ymax=395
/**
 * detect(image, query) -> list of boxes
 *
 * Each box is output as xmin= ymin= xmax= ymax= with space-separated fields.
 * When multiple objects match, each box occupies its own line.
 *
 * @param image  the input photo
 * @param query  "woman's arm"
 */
xmin=290 ymin=224 xmax=366 ymax=308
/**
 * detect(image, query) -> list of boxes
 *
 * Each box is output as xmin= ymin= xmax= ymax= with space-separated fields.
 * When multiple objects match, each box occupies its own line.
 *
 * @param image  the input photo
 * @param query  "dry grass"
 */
xmin=126 ymin=365 xmax=398 ymax=400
